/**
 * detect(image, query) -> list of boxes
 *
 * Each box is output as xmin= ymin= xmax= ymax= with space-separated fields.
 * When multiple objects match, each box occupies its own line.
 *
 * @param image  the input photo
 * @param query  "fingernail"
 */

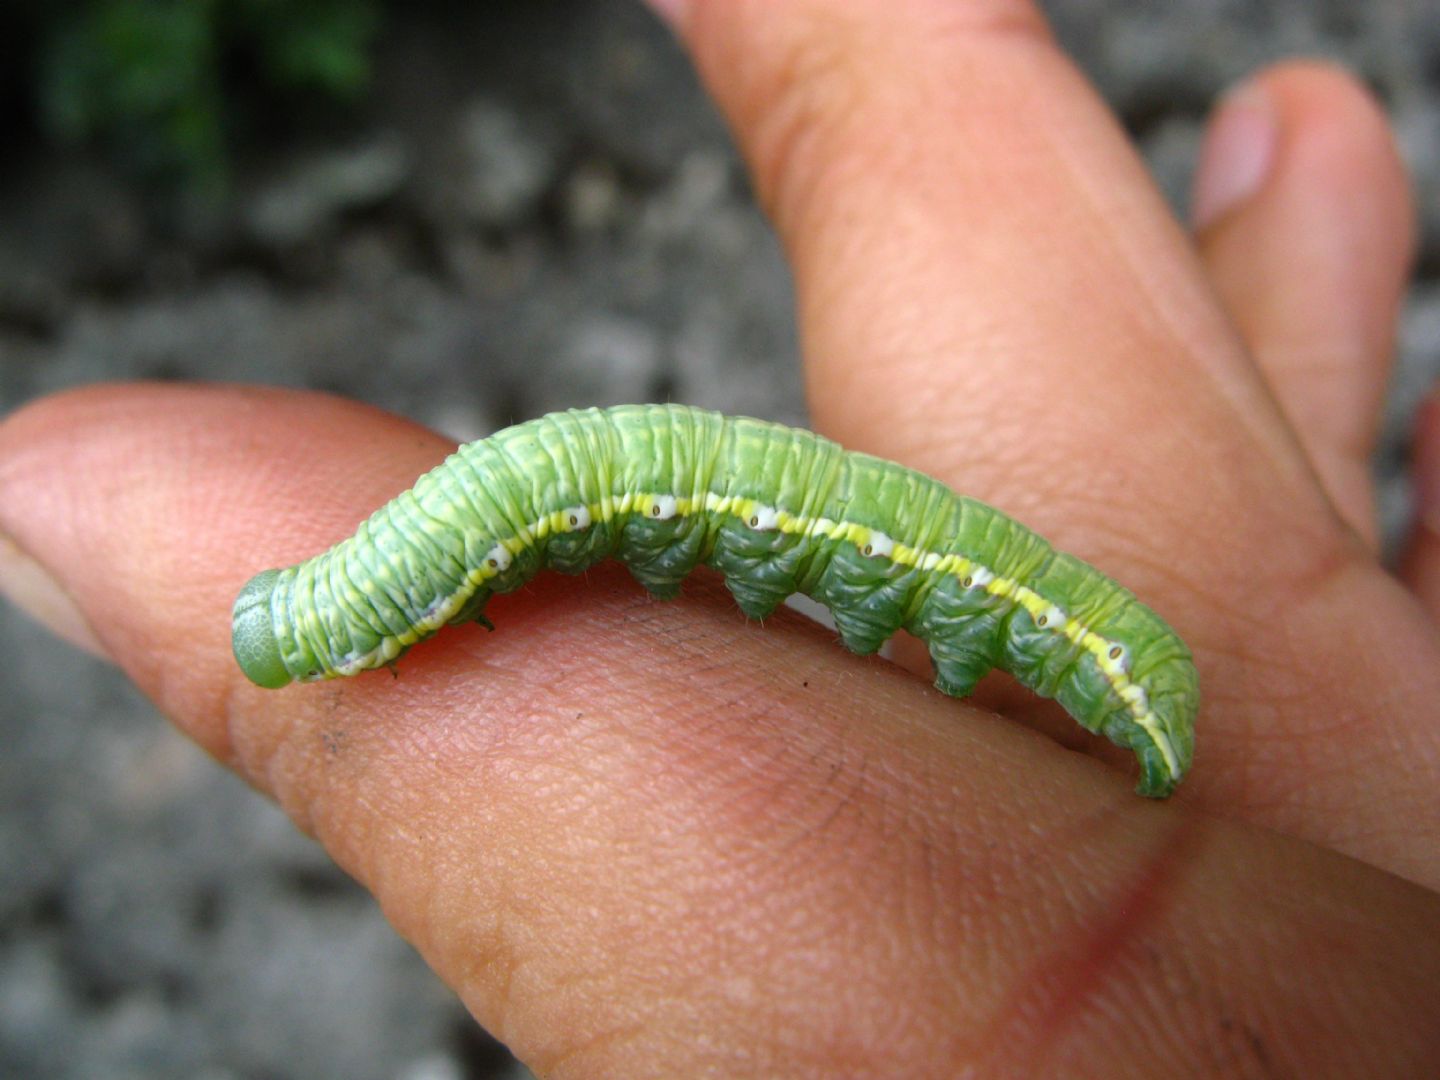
xmin=640 ymin=0 xmax=690 ymax=31
xmin=0 ymin=529 xmax=107 ymax=659
xmin=1192 ymin=81 xmax=1277 ymax=231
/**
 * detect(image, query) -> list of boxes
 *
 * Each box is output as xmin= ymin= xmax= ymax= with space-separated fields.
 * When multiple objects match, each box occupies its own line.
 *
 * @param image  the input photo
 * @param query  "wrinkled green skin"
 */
xmin=233 ymin=405 xmax=1198 ymax=796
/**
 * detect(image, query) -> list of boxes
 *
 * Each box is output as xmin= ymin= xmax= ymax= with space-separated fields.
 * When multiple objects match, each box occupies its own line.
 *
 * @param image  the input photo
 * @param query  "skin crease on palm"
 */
xmin=1 ymin=0 xmax=1440 ymax=1075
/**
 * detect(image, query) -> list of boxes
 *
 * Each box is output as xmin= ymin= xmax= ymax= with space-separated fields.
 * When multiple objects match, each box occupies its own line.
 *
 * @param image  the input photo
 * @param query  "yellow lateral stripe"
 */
xmin=328 ymin=489 xmax=1176 ymax=776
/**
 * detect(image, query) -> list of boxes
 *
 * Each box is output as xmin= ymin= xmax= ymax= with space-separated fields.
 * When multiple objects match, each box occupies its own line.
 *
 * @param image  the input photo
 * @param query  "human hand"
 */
xmin=2 ymin=1 xmax=1438 ymax=1075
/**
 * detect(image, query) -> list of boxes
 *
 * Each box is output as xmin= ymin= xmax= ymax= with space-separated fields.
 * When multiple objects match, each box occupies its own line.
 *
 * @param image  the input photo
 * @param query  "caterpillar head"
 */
xmin=232 ymin=569 xmax=293 ymax=688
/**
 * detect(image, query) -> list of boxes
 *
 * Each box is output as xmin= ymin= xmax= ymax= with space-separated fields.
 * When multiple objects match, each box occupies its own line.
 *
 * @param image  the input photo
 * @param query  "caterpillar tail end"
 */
xmin=1132 ymin=695 xmax=1195 ymax=799
xmin=1134 ymin=744 xmax=1180 ymax=799
xmin=232 ymin=569 xmax=293 ymax=688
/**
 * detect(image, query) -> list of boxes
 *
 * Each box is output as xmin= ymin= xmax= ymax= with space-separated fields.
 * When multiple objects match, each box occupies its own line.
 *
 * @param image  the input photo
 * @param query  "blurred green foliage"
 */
xmin=33 ymin=0 xmax=382 ymax=190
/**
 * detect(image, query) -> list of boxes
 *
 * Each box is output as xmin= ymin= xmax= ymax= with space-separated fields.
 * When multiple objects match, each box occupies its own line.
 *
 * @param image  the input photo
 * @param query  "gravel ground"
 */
xmin=1 ymin=1 xmax=1437 ymax=1077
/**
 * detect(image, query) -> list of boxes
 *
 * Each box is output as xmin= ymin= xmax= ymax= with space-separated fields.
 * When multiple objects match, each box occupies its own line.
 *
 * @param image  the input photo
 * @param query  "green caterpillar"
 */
xmin=232 ymin=404 xmax=1198 ymax=796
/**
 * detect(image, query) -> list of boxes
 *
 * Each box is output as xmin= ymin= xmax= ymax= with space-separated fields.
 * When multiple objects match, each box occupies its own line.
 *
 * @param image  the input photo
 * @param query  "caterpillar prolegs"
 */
xmin=232 ymin=404 xmax=1198 ymax=796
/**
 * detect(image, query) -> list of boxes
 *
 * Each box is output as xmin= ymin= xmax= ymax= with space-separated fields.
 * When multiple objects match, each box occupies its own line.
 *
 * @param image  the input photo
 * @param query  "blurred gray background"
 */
xmin=1 ymin=1 xmax=1437 ymax=1077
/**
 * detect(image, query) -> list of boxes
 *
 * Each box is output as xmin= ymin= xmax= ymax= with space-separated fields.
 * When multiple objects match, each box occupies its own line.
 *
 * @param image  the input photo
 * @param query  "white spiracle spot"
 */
xmin=862 ymin=530 xmax=895 ymax=558
xmin=1037 ymin=605 xmax=1066 ymax=629
xmin=485 ymin=544 xmax=514 ymax=572
xmin=1102 ymin=642 xmax=1130 ymax=674
xmin=747 ymin=505 xmax=780 ymax=531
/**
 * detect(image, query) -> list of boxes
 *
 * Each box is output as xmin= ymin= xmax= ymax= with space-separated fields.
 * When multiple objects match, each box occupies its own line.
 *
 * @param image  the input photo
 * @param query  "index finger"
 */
xmin=673 ymin=0 xmax=1309 ymax=527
